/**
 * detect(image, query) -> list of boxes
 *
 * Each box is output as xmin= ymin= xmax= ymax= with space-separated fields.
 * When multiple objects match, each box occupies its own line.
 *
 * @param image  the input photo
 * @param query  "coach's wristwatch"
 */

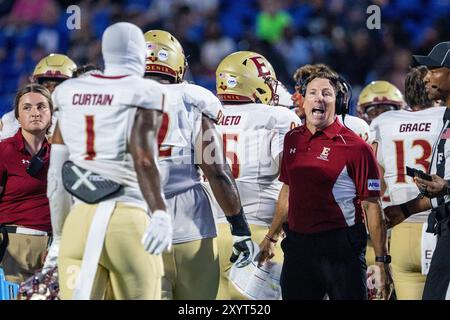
xmin=375 ymin=255 xmax=391 ymax=264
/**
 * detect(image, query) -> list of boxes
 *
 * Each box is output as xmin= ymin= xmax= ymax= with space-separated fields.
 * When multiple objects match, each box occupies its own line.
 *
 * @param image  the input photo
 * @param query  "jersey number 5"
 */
xmin=222 ymin=133 xmax=240 ymax=178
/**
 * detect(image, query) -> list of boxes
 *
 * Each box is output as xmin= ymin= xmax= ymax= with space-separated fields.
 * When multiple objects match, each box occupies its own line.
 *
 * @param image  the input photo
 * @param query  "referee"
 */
xmin=384 ymin=41 xmax=450 ymax=300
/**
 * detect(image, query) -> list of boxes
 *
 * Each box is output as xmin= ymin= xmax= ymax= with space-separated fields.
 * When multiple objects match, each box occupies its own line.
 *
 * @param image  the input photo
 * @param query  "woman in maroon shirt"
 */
xmin=0 ymin=84 xmax=53 ymax=283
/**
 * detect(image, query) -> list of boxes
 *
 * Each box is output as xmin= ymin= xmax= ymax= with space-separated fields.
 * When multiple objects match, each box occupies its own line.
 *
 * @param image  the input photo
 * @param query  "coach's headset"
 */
xmin=297 ymin=75 xmax=352 ymax=117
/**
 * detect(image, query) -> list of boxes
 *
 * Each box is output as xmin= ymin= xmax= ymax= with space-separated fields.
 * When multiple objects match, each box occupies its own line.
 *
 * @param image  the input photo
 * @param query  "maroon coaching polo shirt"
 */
xmin=0 ymin=129 xmax=51 ymax=232
xmin=280 ymin=119 xmax=381 ymax=234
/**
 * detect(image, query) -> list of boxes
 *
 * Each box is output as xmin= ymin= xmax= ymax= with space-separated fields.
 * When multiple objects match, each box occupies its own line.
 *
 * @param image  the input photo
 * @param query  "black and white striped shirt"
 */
xmin=429 ymin=107 xmax=450 ymax=208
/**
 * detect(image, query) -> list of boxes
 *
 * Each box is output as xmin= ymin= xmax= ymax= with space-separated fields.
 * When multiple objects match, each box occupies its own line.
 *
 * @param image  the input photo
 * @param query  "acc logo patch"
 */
xmin=227 ymin=76 xmax=237 ymax=88
xmin=368 ymin=179 xmax=381 ymax=191
xmin=158 ymin=49 xmax=169 ymax=61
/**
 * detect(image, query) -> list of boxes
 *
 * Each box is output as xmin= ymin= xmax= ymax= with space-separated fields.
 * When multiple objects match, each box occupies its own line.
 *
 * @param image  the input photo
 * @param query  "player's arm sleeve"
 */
xmin=366 ymin=127 xmax=374 ymax=145
xmin=49 ymin=88 xmax=62 ymax=141
xmin=270 ymin=109 xmax=301 ymax=161
xmin=348 ymin=142 xmax=382 ymax=200
xmin=369 ymin=120 xmax=385 ymax=168
xmin=368 ymin=119 xmax=379 ymax=145
xmin=46 ymin=125 xmax=71 ymax=241
xmin=139 ymin=82 xmax=167 ymax=111
xmin=184 ymin=84 xmax=223 ymax=123
xmin=357 ymin=119 xmax=371 ymax=143
xmin=51 ymin=87 xmax=61 ymax=113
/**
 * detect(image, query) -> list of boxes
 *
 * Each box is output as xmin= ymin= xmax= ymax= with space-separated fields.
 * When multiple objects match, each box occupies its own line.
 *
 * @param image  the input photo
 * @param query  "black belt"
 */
xmin=3 ymin=226 xmax=21 ymax=234
xmin=285 ymin=223 xmax=365 ymax=239
xmin=0 ymin=225 xmax=50 ymax=236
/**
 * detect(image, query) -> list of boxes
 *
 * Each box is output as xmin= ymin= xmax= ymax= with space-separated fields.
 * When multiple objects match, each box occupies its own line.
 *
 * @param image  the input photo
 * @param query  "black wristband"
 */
xmin=265 ymin=234 xmax=278 ymax=243
xmin=226 ymin=208 xmax=251 ymax=237
xmin=375 ymin=255 xmax=391 ymax=264
xmin=400 ymin=203 xmax=411 ymax=218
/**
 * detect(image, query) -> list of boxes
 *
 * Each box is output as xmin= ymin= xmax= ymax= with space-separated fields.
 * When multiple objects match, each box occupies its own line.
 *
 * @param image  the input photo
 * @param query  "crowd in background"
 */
xmin=0 ymin=0 xmax=449 ymax=115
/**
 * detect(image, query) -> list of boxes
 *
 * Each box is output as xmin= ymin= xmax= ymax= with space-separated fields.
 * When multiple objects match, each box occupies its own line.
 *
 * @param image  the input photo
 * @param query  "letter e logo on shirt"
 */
xmin=368 ymin=179 xmax=381 ymax=191
xmin=317 ymin=147 xmax=331 ymax=161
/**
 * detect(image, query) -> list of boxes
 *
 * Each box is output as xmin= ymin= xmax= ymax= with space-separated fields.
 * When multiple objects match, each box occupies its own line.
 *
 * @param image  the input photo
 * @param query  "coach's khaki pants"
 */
xmin=58 ymin=202 xmax=163 ymax=300
xmin=216 ymin=223 xmax=284 ymax=300
xmin=0 ymin=233 xmax=48 ymax=283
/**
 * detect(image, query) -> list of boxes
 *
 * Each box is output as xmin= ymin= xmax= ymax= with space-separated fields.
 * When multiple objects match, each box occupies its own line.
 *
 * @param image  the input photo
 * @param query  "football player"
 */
xmin=143 ymin=30 xmax=254 ymax=300
xmin=213 ymin=51 xmax=301 ymax=299
xmin=33 ymin=54 xmax=77 ymax=93
xmin=356 ymin=80 xmax=406 ymax=267
xmin=44 ymin=22 xmax=172 ymax=300
xmin=357 ymin=80 xmax=405 ymax=125
xmin=370 ymin=66 xmax=445 ymax=299
xmin=0 ymin=54 xmax=77 ymax=141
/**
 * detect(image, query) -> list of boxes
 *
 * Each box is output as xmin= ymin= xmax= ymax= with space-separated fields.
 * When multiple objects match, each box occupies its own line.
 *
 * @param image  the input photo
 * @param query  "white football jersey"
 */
xmin=339 ymin=114 xmax=372 ymax=144
xmin=370 ymin=107 xmax=446 ymax=222
xmin=157 ymin=82 xmax=222 ymax=243
xmin=214 ymin=103 xmax=301 ymax=226
xmin=52 ymin=73 xmax=167 ymax=208
xmin=0 ymin=110 xmax=20 ymax=141
xmin=158 ymin=82 xmax=222 ymax=195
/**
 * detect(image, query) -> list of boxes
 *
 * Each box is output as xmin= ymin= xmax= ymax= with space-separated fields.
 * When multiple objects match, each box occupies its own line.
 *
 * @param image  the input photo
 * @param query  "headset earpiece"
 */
xmin=335 ymin=90 xmax=344 ymax=115
xmin=335 ymin=76 xmax=352 ymax=116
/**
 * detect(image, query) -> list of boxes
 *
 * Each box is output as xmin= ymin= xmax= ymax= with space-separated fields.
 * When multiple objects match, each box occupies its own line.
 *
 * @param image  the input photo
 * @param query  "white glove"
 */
xmin=230 ymin=236 xmax=254 ymax=268
xmin=141 ymin=210 xmax=172 ymax=255
xmin=42 ymin=237 xmax=60 ymax=273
